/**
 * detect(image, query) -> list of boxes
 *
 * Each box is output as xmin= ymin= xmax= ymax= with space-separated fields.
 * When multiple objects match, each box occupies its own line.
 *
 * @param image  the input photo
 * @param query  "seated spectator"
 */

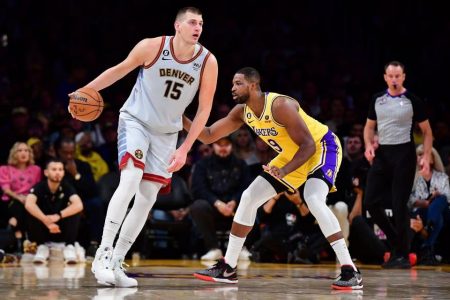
xmin=27 ymin=137 xmax=53 ymax=172
xmin=55 ymin=137 xmax=104 ymax=258
xmin=0 ymin=142 xmax=41 ymax=252
xmin=197 ymin=143 xmax=213 ymax=160
xmin=143 ymin=174 xmax=193 ymax=259
xmin=96 ymin=122 xmax=119 ymax=172
xmin=24 ymin=158 xmax=83 ymax=264
xmin=247 ymin=137 xmax=276 ymax=180
xmin=409 ymin=145 xmax=450 ymax=265
xmin=190 ymin=136 xmax=251 ymax=261
xmin=252 ymin=190 xmax=324 ymax=264
xmin=231 ymin=127 xmax=259 ymax=166
xmin=327 ymin=135 xmax=386 ymax=264
xmin=327 ymin=134 xmax=368 ymax=246
xmin=75 ymin=131 xmax=109 ymax=182
xmin=254 ymin=137 xmax=276 ymax=166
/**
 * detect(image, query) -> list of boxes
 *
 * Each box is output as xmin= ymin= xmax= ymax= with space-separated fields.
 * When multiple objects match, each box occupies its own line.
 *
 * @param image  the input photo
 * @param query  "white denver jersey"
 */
xmin=120 ymin=36 xmax=211 ymax=133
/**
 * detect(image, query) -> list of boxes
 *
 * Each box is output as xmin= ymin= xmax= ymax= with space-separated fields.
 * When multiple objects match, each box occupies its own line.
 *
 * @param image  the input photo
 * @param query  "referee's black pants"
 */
xmin=364 ymin=142 xmax=416 ymax=257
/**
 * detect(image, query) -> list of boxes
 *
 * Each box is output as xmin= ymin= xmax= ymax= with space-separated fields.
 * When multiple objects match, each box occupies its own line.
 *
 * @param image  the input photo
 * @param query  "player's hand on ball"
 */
xmin=68 ymin=87 xmax=104 ymax=122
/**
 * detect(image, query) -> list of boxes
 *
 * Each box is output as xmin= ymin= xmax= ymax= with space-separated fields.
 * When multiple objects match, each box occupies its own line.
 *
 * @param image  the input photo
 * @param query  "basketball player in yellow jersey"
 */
xmin=184 ymin=67 xmax=363 ymax=290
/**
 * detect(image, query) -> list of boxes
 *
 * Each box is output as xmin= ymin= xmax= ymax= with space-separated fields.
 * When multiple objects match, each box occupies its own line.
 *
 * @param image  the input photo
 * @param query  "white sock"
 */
xmin=113 ymin=181 xmax=161 ymax=258
xmin=101 ymin=219 xmax=121 ymax=249
xmin=331 ymin=238 xmax=356 ymax=271
xmin=224 ymin=234 xmax=246 ymax=268
xmin=114 ymin=233 xmax=134 ymax=258
xmin=100 ymin=160 xmax=143 ymax=249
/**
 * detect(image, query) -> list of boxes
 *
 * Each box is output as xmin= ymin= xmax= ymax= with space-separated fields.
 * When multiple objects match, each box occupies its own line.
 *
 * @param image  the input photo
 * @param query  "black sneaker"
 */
xmin=86 ymin=242 xmax=99 ymax=261
xmin=331 ymin=265 xmax=363 ymax=290
xmin=418 ymin=247 xmax=439 ymax=266
xmin=382 ymin=255 xmax=411 ymax=269
xmin=193 ymin=259 xmax=238 ymax=284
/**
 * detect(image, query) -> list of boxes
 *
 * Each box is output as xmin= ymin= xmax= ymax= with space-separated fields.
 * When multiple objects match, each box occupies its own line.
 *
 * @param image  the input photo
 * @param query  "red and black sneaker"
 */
xmin=331 ymin=265 xmax=363 ymax=290
xmin=193 ymin=258 xmax=238 ymax=284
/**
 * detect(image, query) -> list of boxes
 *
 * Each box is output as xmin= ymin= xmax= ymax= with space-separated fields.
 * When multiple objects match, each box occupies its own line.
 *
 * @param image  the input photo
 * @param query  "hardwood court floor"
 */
xmin=1 ymin=259 xmax=450 ymax=299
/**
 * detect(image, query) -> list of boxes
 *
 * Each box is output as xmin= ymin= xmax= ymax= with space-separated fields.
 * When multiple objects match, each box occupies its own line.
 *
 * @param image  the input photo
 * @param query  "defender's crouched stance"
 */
xmin=185 ymin=67 xmax=363 ymax=290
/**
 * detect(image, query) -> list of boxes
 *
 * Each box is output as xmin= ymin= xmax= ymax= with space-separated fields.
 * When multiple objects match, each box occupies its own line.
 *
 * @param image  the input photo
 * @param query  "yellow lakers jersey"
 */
xmin=243 ymin=92 xmax=328 ymax=161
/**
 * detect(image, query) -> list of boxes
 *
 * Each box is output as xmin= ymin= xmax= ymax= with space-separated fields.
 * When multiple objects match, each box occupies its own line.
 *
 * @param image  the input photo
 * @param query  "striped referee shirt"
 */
xmin=368 ymin=90 xmax=427 ymax=145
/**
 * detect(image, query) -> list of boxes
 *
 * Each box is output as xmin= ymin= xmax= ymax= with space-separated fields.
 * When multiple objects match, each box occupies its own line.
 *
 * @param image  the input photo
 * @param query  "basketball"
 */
xmin=68 ymin=87 xmax=104 ymax=122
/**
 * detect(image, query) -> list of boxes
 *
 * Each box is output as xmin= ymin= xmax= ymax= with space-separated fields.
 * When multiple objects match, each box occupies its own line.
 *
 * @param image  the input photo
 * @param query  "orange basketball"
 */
xmin=69 ymin=87 xmax=104 ymax=122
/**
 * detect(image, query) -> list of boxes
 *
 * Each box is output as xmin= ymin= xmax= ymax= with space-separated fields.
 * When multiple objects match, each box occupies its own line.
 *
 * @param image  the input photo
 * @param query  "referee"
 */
xmin=363 ymin=61 xmax=433 ymax=269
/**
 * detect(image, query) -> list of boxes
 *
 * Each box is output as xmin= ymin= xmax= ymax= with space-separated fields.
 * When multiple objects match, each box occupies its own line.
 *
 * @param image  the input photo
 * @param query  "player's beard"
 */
xmin=235 ymin=93 xmax=249 ymax=104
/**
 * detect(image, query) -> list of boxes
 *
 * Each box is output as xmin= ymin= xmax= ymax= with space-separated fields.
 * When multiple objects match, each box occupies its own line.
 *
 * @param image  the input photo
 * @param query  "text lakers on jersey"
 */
xmin=251 ymin=127 xmax=278 ymax=137
xmin=244 ymin=92 xmax=328 ymax=160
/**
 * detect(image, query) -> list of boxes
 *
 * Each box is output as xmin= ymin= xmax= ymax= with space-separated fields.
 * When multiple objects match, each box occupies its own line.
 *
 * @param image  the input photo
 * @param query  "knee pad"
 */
xmin=234 ymin=176 xmax=277 ymax=226
xmin=304 ymin=178 xmax=341 ymax=237
xmin=233 ymin=189 xmax=255 ymax=226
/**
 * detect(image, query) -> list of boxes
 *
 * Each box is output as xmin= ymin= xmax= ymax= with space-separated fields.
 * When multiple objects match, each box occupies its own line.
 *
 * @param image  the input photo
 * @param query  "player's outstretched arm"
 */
xmin=183 ymin=104 xmax=245 ymax=144
xmin=85 ymin=38 xmax=163 ymax=91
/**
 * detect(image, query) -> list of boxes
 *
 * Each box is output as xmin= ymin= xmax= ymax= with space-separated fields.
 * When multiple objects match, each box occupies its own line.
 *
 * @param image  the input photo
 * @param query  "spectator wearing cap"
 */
xmin=189 ymin=136 xmax=251 ymax=260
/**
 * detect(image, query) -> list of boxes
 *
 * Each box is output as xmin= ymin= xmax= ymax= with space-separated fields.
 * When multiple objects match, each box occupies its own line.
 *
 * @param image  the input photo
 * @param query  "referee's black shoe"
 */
xmin=382 ymin=254 xmax=411 ymax=269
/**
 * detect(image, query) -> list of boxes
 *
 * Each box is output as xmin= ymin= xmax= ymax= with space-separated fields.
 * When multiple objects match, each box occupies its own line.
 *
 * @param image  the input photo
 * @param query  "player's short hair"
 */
xmin=176 ymin=7 xmax=202 ymax=21
xmin=384 ymin=60 xmax=405 ymax=73
xmin=236 ymin=67 xmax=261 ymax=84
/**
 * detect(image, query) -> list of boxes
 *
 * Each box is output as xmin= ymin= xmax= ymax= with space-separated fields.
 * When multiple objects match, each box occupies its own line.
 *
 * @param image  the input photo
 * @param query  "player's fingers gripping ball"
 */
xmin=68 ymin=87 xmax=104 ymax=122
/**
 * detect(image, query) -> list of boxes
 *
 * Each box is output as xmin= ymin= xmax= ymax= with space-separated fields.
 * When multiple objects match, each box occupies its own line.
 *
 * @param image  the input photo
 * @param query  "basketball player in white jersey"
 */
xmin=68 ymin=7 xmax=218 ymax=287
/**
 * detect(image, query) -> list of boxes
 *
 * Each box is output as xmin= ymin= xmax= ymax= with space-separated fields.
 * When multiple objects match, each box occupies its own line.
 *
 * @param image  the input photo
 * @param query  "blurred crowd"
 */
xmin=0 ymin=0 xmax=449 ymax=265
